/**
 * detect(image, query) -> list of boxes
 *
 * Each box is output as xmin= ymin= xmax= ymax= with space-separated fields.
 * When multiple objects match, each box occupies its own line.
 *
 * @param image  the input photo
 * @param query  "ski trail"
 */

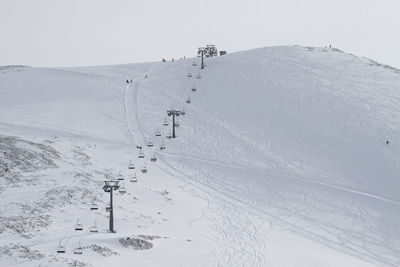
xmin=156 ymin=155 xmax=395 ymax=267
xmin=123 ymin=84 xmax=134 ymax=141
xmin=154 ymin=158 xmax=269 ymax=267
xmin=161 ymin=150 xmax=400 ymax=207
xmin=275 ymin=172 xmax=400 ymax=206
xmin=121 ymin=61 xmax=268 ymax=266
xmin=122 ymin=59 xmax=397 ymax=266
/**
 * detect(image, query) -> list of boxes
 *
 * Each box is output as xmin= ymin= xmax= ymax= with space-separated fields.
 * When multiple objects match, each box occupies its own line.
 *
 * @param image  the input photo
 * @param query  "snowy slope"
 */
xmin=0 ymin=46 xmax=400 ymax=266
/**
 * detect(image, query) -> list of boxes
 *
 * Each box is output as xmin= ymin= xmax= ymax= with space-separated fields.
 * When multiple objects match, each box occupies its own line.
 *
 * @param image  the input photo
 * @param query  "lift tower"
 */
xmin=198 ymin=47 xmax=206 ymax=69
xmin=167 ymin=109 xmax=181 ymax=138
xmin=103 ymin=180 xmax=120 ymax=233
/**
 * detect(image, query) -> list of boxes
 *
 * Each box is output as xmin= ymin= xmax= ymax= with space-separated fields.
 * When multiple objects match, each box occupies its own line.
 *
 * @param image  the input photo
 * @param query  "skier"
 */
xmin=162 ymin=58 xmax=166 ymax=62
xmin=386 ymin=140 xmax=389 ymax=145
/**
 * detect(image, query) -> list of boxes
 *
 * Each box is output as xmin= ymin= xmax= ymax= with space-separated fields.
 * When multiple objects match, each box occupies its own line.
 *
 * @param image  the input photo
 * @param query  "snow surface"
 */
xmin=0 ymin=46 xmax=400 ymax=266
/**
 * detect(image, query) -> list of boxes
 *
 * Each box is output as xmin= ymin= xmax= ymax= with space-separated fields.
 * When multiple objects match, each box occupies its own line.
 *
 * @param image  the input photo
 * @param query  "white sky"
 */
xmin=0 ymin=0 xmax=399 ymax=68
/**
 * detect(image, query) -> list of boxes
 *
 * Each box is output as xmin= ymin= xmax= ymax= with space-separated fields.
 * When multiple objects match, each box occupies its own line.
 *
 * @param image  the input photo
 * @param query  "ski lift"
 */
xmin=73 ymin=243 xmax=83 ymax=255
xmin=147 ymin=140 xmax=154 ymax=147
xmin=128 ymin=160 xmax=135 ymax=169
xmin=138 ymin=150 xmax=145 ymax=158
xmin=90 ymin=203 xmax=98 ymax=211
xmin=119 ymin=184 xmax=127 ymax=194
xmin=136 ymin=145 xmax=142 ymax=149
xmin=57 ymin=242 xmax=66 ymax=253
xmin=130 ymin=173 xmax=138 ymax=183
xmin=141 ymin=165 xmax=148 ymax=174
xmin=175 ymin=120 xmax=180 ymax=127
xmin=117 ymin=172 xmax=124 ymax=181
xmin=185 ymin=97 xmax=191 ymax=104
xmin=196 ymin=74 xmax=201 ymax=79
xmin=163 ymin=118 xmax=169 ymax=126
xmin=155 ymin=129 xmax=161 ymax=137
xmin=187 ymin=72 xmax=192 ymax=78
xmin=192 ymin=61 xmax=197 ymax=66
xmin=90 ymin=221 xmax=98 ymax=233
xmin=180 ymin=109 xmax=186 ymax=116
xmin=75 ymin=219 xmax=83 ymax=231
xmin=166 ymin=131 xmax=172 ymax=139
xmin=106 ymin=204 xmax=112 ymax=212
xmin=151 ymin=154 xmax=157 ymax=162
xmin=192 ymin=85 xmax=197 ymax=92
xmin=160 ymin=142 xmax=166 ymax=150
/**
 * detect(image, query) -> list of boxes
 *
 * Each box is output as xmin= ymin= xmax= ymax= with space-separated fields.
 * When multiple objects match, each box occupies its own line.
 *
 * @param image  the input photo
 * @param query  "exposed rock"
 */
xmin=0 ymin=243 xmax=43 ymax=261
xmin=87 ymin=244 xmax=118 ymax=256
xmin=119 ymin=237 xmax=153 ymax=250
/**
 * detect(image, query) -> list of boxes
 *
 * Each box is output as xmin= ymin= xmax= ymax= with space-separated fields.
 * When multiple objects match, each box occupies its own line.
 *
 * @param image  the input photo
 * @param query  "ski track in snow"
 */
xmin=160 ymin=150 xmax=400 ymax=207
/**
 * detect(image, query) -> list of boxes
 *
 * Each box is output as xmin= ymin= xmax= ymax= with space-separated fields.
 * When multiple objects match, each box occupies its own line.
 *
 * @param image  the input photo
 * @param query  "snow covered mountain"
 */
xmin=0 ymin=46 xmax=399 ymax=267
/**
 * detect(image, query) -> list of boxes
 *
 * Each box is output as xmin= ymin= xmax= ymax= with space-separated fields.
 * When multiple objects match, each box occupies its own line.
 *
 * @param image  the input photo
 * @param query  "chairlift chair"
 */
xmin=90 ymin=203 xmax=98 ymax=211
xmin=119 ymin=184 xmax=127 ymax=194
xmin=163 ymin=118 xmax=169 ymax=126
xmin=117 ymin=173 xmax=124 ymax=181
xmin=166 ymin=132 xmax=172 ymax=139
xmin=155 ymin=129 xmax=161 ymax=137
xmin=75 ymin=219 xmax=83 ymax=231
xmin=141 ymin=165 xmax=148 ymax=174
xmin=175 ymin=120 xmax=180 ymax=127
xmin=57 ymin=242 xmax=66 ymax=253
xmin=90 ymin=221 xmax=98 ymax=233
xmin=138 ymin=150 xmax=145 ymax=158
xmin=130 ymin=174 xmax=138 ymax=183
xmin=128 ymin=160 xmax=135 ymax=169
xmin=151 ymin=155 xmax=157 ymax=162
xmin=160 ymin=142 xmax=166 ymax=150
xmin=73 ymin=243 xmax=83 ymax=255
xmin=196 ymin=74 xmax=201 ymax=79
xmin=147 ymin=140 xmax=154 ymax=147
xmin=185 ymin=97 xmax=191 ymax=104
xmin=180 ymin=109 xmax=186 ymax=116
xmin=106 ymin=205 xmax=112 ymax=212
xmin=187 ymin=72 xmax=192 ymax=78
xmin=192 ymin=86 xmax=197 ymax=92
xmin=192 ymin=61 xmax=197 ymax=66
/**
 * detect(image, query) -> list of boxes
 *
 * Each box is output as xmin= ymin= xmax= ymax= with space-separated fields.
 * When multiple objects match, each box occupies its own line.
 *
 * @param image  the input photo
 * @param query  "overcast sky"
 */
xmin=1 ymin=0 xmax=399 ymax=68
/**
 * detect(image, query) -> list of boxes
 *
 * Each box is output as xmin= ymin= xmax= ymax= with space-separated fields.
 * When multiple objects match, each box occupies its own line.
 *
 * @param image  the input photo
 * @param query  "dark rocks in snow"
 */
xmin=87 ymin=244 xmax=118 ymax=256
xmin=36 ymin=187 xmax=94 ymax=209
xmin=0 ymin=243 xmax=44 ymax=261
xmin=160 ymin=189 xmax=169 ymax=196
xmin=367 ymin=58 xmax=400 ymax=74
xmin=0 ymin=135 xmax=60 ymax=186
xmin=119 ymin=237 xmax=153 ymax=250
xmin=0 ymin=214 xmax=51 ymax=238
xmin=72 ymin=146 xmax=91 ymax=166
